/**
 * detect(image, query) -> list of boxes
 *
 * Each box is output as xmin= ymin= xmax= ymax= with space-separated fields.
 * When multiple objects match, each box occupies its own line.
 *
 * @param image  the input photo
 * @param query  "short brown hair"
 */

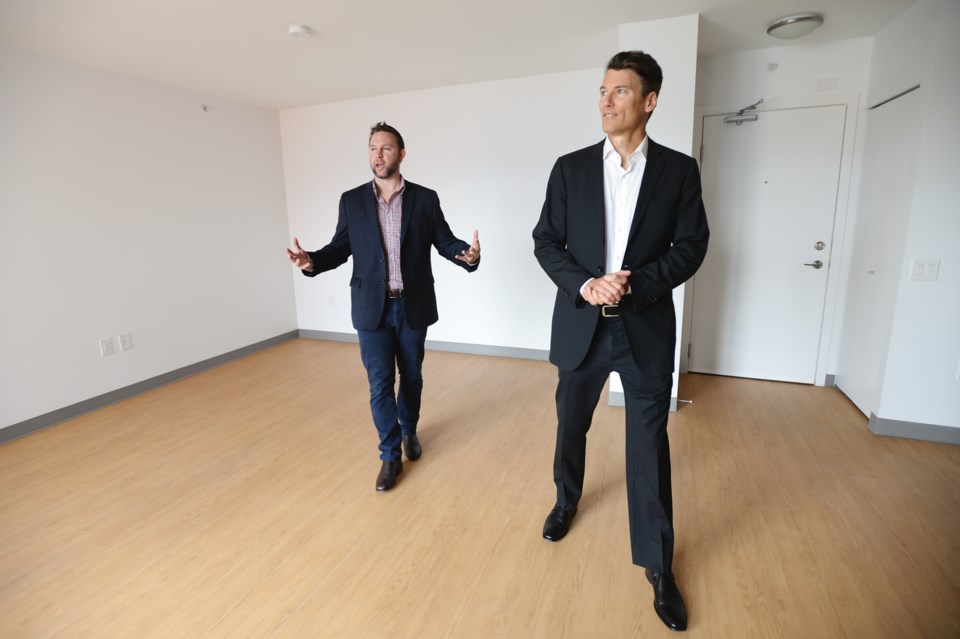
xmin=606 ymin=51 xmax=663 ymax=97
xmin=369 ymin=121 xmax=405 ymax=150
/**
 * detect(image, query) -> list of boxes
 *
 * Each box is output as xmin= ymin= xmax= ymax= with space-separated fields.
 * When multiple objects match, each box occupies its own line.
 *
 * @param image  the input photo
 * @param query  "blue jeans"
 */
xmin=357 ymin=298 xmax=427 ymax=462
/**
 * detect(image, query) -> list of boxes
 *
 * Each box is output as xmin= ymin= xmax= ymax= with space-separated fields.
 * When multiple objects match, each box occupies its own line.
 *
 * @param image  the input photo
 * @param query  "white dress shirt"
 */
xmin=581 ymin=136 xmax=649 ymax=296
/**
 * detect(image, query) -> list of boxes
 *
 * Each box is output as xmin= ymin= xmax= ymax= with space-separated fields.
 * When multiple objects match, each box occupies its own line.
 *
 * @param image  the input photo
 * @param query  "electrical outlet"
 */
xmin=119 ymin=333 xmax=133 ymax=351
xmin=99 ymin=338 xmax=115 ymax=356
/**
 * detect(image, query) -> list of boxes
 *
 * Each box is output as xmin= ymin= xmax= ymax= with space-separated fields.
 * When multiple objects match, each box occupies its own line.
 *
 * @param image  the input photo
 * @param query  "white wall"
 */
xmin=0 ymin=48 xmax=296 ymax=430
xmin=696 ymin=38 xmax=874 ymax=107
xmin=281 ymin=16 xmax=702 ymax=407
xmin=620 ymin=16 xmax=700 ymax=155
xmin=870 ymin=0 xmax=960 ymax=428
xmin=862 ymin=0 xmax=939 ymax=109
xmin=15 ymin=9 xmax=949 ymax=437
xmin=280 ymin=69 xmax=601 ymax=351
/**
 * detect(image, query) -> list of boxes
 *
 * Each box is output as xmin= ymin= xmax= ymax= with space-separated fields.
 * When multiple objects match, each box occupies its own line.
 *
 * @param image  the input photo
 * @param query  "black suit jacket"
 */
xmin=533 ymin=138 xmax=709 ymax=374
xmin=305 ymin=180 xmax=478 ymax=331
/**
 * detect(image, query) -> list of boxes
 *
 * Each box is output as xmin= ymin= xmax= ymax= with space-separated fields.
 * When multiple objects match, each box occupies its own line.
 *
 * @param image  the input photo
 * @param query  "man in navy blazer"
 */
xmin=288 ymin=122 xmax=480 ymax=492
xmin=533 ymin=52 xmax=708 ymax=632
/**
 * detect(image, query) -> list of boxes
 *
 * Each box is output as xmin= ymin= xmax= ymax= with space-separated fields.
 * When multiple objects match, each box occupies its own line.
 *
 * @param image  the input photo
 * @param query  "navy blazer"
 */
xmin=305 ymin=180 xmax=478 ymax=331
xmin=533 ymin=138 xmax=709 ymax=374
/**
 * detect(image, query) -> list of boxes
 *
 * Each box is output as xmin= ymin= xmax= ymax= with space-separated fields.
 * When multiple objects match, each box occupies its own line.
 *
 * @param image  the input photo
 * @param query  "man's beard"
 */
xmin=372 ymin=161 xmax=399 ymax=179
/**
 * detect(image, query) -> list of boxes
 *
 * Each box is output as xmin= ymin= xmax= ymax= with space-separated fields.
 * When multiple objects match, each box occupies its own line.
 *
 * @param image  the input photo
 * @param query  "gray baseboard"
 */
xmin=0 ymin=330 xmax=299 ymax=445
xmin=608 ymin=390 xmax=679 ymax=412
xmin=868 ymin=413 xmax=960 ymax=445
xmin=299 ymin=329 xmax=360 ymax=344
xmin=298 ymin=329 xmax=550 ymax=361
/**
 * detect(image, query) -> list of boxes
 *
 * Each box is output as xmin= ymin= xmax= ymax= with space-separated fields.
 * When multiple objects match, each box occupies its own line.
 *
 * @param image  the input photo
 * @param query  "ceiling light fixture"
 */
xmin=766 ymin=13 xmax=824 ymax=39
xmin=287 ymin=24 xmax=313 ymax=38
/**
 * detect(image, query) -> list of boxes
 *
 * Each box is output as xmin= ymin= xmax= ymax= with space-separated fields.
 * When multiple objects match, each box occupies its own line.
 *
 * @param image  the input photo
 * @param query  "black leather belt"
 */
xmin=387 ymin=289 xmax=404 ymax=299
xmin=601 ymin=294 xmax=631 ymax=317
xmin=601 ymin=304 xmax=621 ymax=318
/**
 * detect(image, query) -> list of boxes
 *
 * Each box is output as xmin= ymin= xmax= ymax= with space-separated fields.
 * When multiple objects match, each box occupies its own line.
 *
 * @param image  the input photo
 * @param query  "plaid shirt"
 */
xmin=373 ymin=178 xmax=405 ymax=291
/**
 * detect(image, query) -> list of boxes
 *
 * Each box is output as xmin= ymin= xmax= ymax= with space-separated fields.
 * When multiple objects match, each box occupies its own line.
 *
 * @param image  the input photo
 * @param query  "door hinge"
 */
xmin=687 ymin=343 xmax=692 ymax=359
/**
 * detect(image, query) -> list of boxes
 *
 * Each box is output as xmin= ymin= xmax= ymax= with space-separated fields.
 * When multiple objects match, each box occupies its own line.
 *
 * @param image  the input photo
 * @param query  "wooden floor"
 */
xmin=1 ymin=339 xmax=959 ymax=638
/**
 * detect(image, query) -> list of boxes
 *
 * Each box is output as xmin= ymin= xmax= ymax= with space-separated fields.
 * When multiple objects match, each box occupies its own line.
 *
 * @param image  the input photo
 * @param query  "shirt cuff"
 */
xmin=580 ymin=278 xmax=594 ymax=296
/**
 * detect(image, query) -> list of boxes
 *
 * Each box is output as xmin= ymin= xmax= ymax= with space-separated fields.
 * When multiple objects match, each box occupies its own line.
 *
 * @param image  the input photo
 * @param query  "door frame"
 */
xmin=681 ymin=94 xmax=862 ymax=386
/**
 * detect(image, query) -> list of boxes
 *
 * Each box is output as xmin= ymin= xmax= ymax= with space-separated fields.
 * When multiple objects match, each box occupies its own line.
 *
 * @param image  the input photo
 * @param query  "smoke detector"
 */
xmin=287 ymin=24 xmax=312 ymax=38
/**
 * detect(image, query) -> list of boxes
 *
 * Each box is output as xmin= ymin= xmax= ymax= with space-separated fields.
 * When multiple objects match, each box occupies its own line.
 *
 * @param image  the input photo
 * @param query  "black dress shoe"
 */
xmin=542 ymin=505 xmax=577 ymax=541
xmin=645 ymin=569 xmax=688 ymax=632
xmin=402 ymin=434 xmax=422 ymax=461
xmin=375 ymin=460 xmax=403 ymax=492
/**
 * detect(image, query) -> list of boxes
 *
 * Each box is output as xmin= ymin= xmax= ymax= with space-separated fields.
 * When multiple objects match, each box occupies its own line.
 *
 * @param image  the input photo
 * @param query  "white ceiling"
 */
xmin=0 ymin=0 xmax=916 ymax=110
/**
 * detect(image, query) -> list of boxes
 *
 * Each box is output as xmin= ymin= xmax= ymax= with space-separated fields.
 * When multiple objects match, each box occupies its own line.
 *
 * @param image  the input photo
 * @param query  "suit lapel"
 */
xmin=363 ymin=183 xmax=386 ymax=256
xmin=628 ymin=138 xmax=665 ymax=243
xmin=585 ymin=140 xmax=606 ymax=262
xmin=588 ymin=140 xmax=605 ymax=220
xmin=400 ymin=182 xmax=413 ymax=245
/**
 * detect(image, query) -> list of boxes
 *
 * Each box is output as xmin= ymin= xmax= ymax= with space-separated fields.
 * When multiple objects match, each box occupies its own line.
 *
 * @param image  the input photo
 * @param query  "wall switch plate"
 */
xmin=119 ymin=333 xmax=133 ymax=351
xmin=909 ymin=258 xmax=940 ymax=281
xmin=99 ymin=338 xmax=115 ymax=356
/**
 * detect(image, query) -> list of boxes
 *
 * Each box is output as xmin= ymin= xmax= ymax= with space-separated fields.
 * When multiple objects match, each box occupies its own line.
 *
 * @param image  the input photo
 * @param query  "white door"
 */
xmin=836 ymin=89 xmax=923 ymax=414
xmin=689 ymin=105 xmax=846 ymax=383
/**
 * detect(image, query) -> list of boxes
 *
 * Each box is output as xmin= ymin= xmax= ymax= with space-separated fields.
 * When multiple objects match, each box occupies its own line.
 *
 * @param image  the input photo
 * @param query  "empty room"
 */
xmin=2 ymin=0 xmax=958 ymax=637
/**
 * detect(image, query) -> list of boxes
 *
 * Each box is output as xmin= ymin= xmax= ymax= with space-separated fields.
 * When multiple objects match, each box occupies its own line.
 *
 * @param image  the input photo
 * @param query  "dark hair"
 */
xmin=369 ymin=121 xmax=405 ymax=150
xmin=606 ymin=51 xmax=663 ymax=97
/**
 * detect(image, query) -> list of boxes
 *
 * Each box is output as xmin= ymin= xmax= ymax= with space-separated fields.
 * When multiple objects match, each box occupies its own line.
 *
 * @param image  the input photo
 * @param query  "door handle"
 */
xmin=804 ymin=260 xmax=823 ymax=269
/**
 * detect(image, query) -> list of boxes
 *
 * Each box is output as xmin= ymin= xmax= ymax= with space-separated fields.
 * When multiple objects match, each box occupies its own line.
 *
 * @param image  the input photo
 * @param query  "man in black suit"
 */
xmin=533 ymin=51 xmax=708 ymax=632
xmin=288 ymin=122 xmax=480 ymax=492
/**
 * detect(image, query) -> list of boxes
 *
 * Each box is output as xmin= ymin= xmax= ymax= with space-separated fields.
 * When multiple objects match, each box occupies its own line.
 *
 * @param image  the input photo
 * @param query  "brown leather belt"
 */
xmin=387 ymin=289 xmax=404 ymax=299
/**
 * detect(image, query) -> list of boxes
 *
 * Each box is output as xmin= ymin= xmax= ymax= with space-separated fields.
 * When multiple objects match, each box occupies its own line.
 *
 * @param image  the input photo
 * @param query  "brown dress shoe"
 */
xmin=375 ymin=460 xmax=403 ymax=492
xmin=402 ymin=434 xmax=422 ymax=461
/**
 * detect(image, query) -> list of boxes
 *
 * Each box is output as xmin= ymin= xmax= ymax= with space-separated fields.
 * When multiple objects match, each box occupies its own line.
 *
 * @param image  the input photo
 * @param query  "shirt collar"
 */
xmin=372 ymin=176 xmax=406 ymax=202
xmin=603 ymin=136 xmax=649 ymax=163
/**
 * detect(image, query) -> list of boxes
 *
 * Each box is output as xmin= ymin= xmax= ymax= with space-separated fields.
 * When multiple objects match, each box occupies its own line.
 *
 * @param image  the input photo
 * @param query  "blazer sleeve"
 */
xmin=628 ymin=157 xmax=709 ymax=304
xmin=532 ymin=158 xmax=594 ymax=307
xmin=428 ymin=191 xmax=479 ymax=273
xmin=303 ymin=194 xmax=353 ymax=277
